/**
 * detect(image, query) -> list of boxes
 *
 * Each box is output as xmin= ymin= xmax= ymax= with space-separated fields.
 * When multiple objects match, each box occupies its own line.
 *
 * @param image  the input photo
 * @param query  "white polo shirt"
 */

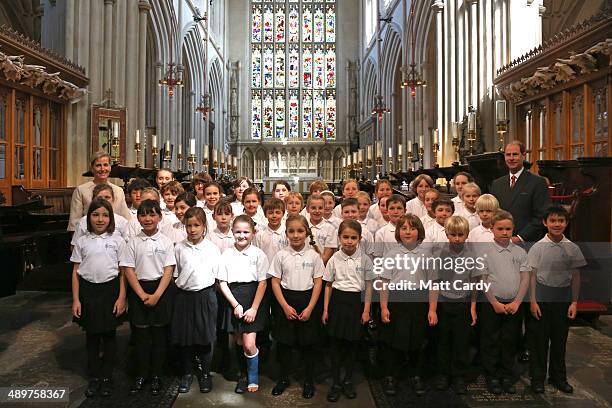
xmin=369 ymin=203 xmax=383 ymax=224
xmin=125 ymin=214 xmax=174 ymax=240
xmin=406 ymin=197 xmax=427 ymax=218
xmin=165 ymin=221 xmax=187 ymax=244
xmin=381 ymin=243 xmax=437 ymax=285
xmin=196 ymin=199 xmax=206 ymax=208
xmin=467 ymin=224 xmax=494 ymax=243
xmin=162 ymin=208 xmax=179 ymax=225
xmin=309 ymin=219 xmax=338 ymax=250
xmin=420 ymin=213 xmax=436 ymax=231
xmin=71 ymin=232 xmax=126 ymax=283
xmin=374 ymin=222 xmax=398 ymax=258
xmin=323 ymin=248 xmax=375 ymax=292
xmin=217 ymin=244 xmax=269 ymax=283
xmin=455 ymin=207 xmax=480 ymax=231
xmin=120 ymin=230 xmax=176 ymax=281
xmin=425 ymin=222 xmax=449 ymax=243
xmin=267 ymin=246 xmax=325 ymax=291
xmin=203 ymin=207 xmax=217 ymax=232
xmin=71 ymin=213 xmax=129 ymax=246
xmin=206 ymin=227 xmax=235 ymax=253
xmin=481 ymin=241 xmax=529 ymax=300
xmin=248 ymin=211 xmax=269 ymax=232
xmin=174 ymin=238 xmax=220 ymax=291
xmin=434 ymin=244 xmax=484 ymax=299
xmin=254 ymin=224 xmax=288 ymax=263
xmin=128 ymin=206 xmax=138 ymax=220
xmin=527 ymin=235 xmax=586 ymax=288
xmin=452 ymin=196 xmax=465 ymax=213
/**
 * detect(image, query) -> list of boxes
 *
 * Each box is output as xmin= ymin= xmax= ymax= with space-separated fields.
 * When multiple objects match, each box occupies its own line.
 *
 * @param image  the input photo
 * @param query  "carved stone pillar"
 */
xmin=432 ymin=1 xmax=445 ymax=164
xmin=104 ymin=0 xmax=115 ymax=92
xmin=138 ymin=0 xmax=150 ymax=161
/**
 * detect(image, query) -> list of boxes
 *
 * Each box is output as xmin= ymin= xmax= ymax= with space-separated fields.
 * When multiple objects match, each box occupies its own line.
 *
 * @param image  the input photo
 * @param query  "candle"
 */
xmin=376 ymin=141 xmax=382 ymax=158
xmin=233 ymin=157 xmax=237 ymax=167
xmin=113 ymin=122 xmax=119 ymax=138
xmin=408 ymin=143 xmax=412 ymax=153
xmin=220 ymin=151 xmax=225 ymax=164
xmin=165 ymin=139 xmax=170 ymax=153
xmin=358 ymin=149 xmax=363 ymax=163
xmin=352 ymin=152 xmax=357 ymax=165
xmin=388 ymin=147 xmax=392 ymax=157
xmin=434 ymin=129 xmax=439 ymax=144
xmin=496 ymin=100 xmax=507 ymax=123
xmin=468 ymin=112 xmax=476 ymax=132
xmin=366 ymin=145 xmax=372 ymax=161
xmin=419 ymin=135 xmax=424 ymax=147
xmin=178 ymin=144 xmax=182 ymax=155
xmin=212 ymin=148 xmax=217 ymax=163
xmin=135 ymin=129 xmax=140 ymax=144
xmin=203 ymin=144 xmax=209 ymax=159
xmin=152 ymin=135 xmax=157 ymax=149
xmin=398 ymin=143 xmax=402 ymax=154
xmin=190 ymin=138 xmax=195 ymax=155
xmin=342 ymin=157 xmax=346 ymax=168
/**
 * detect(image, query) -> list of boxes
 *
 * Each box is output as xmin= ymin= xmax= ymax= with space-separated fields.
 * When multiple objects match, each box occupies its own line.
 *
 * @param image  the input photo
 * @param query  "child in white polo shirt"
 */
xmin=527 ymin=206 xmax=586 ymax=394
xmin=467 ymin=194 xmax=499 ymax=243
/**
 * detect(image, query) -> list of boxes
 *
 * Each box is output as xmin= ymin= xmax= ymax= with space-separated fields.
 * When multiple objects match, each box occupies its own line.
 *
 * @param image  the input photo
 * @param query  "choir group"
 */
xmin=69 ymin=145 xmax=585 ymax=402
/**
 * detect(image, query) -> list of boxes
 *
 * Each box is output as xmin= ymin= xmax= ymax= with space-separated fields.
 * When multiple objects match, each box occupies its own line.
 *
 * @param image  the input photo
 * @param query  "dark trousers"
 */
xmin=437 ymin=300 xmax=471 ymax=378
xmin=479 ymin=302 xmax=522 ymax=380
xmin=527 ymin=302 xmax=570 ymax=382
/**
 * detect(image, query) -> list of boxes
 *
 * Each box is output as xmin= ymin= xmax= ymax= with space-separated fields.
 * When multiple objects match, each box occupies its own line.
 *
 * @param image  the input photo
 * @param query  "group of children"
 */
xmin=70 ymin=163 xmax=586 ymax=401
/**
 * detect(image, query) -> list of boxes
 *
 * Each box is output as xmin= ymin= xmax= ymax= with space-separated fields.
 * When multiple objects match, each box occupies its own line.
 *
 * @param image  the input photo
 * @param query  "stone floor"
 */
xmin=0 ymin=291 xmax=611 ymax=408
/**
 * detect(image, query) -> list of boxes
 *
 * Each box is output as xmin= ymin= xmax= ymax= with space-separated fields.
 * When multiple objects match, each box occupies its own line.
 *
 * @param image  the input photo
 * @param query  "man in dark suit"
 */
xmin=490 ymin=141 xmax=551 ymax=244
xmin=490 ymin=141 xmax=551 ymax=364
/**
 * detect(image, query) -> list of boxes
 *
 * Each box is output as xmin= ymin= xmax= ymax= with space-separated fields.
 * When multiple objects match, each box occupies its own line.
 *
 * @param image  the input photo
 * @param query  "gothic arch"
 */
xmin=209 ymin=58 xmax=224 ymax=152
xmin=362 ymin=59 xmax=377 ymax=117
xmin=333 ymin=148 xmax=345 ymax=181
xmin=241 ymin=148 xmax=254 ymax=180
xmin=254 ymin=148 xmax=268 ymax=181
xmin=318 ymin=148 xmax=332 ymax=181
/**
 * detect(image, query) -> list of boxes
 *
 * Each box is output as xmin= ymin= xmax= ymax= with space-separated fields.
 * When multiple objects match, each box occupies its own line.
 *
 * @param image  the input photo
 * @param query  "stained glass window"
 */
xmin=251 ymin=0 xmax=336 ymax=141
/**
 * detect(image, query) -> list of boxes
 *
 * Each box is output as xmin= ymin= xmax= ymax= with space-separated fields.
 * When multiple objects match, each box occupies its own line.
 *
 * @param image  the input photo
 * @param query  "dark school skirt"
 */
xmin=378 ymin=299 xmax=428 ymax=352
xmin=171 ymin=285 xmax=217 ymax=346
xmin=273 ymin=288 xmax=322 ymax=346
xmin=226 ymin=281 xmax=268 ymax=334
xmin=327 ymin=288 xmax=363 ymax=342
xmin=128 ymin=278 xmax=176 ymax=327
xmin=74 ymin=276 xmax=123 ymax=334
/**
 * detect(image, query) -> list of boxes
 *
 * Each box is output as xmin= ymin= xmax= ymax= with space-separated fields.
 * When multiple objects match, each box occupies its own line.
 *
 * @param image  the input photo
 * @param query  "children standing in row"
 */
xmin=71 ymin=198 xmax=127 ymax=397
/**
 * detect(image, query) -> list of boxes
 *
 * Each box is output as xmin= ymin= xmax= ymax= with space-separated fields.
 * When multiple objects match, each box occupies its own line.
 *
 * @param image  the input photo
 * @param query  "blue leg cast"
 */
xmin=245 ymin=348 xmax=259 ymax=392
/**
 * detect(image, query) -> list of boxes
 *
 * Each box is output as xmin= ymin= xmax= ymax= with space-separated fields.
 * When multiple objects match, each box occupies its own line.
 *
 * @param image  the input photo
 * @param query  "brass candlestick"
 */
xmin=496 ymin=121 xmax=507 ymax=152
xmin=163 ymin=148 xmax=172 ymax=167
xmin=177 ymin=151 xmax=183 ymax=171
xmin=152 ymin=147 xmax=159 ymax=169
xmin=467 ymin=130 xmax=476 ymax=156
xmin=407 ymin=151 xmax=413 ymax=170
xmin=432 ymin=142 xmax=440 ymax=167
xmin=419 ymin=146 xmax=425 ymax=169
xmin=376 ymin=157 xmax=382 ymax=176
xmin=187 ymin=153 xmax=197 ymax=173
xmin=397 ymin=154 xmax=402 ymax=171
xmin=134 ymin=142 xmax=141 ymax=167
xmin=111 ymin=134 xmax=120 ymax=164
xmin=452 ymin=136 xmax=460 ymax=164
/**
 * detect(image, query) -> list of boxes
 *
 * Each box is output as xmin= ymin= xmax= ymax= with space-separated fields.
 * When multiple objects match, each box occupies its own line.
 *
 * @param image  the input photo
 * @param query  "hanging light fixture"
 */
xmin=371 ymin=94 xmax=390 ymax=121
xmin=400 ymin=1 xmax=426 ymax=98
xmin=196 ymin=93 xmax=214 ymax=120
xmin=159 ymin=63 xmax=183 ymax=98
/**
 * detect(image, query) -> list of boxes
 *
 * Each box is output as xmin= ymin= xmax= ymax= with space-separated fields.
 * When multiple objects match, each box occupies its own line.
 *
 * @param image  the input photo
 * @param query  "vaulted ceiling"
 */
xmin=0 ymin=0 xmax=42 ymax=42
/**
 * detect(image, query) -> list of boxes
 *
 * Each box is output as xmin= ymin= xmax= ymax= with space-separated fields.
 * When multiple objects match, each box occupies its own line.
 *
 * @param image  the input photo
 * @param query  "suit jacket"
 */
xmin=68 ymin=181 xmax=131 ymax=231
xmin=490 ymin=171 xmax=550 ymax=242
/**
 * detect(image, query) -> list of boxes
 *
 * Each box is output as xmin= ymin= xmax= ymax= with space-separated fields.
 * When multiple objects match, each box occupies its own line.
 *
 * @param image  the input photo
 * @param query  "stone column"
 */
xmin=138 ymin=0 xmax=150 ymax=166
xmin=468 ymin=0 xmax=478 ymax=110
xmin=89 ymin=0 xmax=103 ymax=104
xmin=432 ymin=1 xmax=444 ymax=164
xmin=65 ymin=0 xmax=74 ymax=60
xmin=103 ymin=0 xmax=115 ymax=92
xmin=176 ymin=64 xmax=184 ymax=164
xmin=125 ymin=1 xmax=138 ymax=164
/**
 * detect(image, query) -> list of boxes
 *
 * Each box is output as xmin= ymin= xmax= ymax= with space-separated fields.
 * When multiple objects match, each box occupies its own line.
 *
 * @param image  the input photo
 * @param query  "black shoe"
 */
xmin=327 ymin=384 xmax=342 ymax=402
xmin=413 ymin=376 xmax=425 ymax=396
xmin=150 ymin=376 xmax=162 ymax=396
xmin=501 ymin=378 xmax=516 ymax=394
xmin=198 ymin=374 xmax=212 ymax=393
xmin=85 ymin=378 xmax=99 ymax=398
xmin=99 ymin=378 xmax=112 ymax=397
xmin=452 ymin=378 xmax=467 ymax=395
xmin=130 ymin=377 xmax=146 ymax=394
xmin=549 ymin=379 xmax=573 ymax=394
xmin=435 ymin=375 xmax=450 ymax=391
xmin=382 ymin=376 xmax=396 ymax=396
xmin=519 ymin=350 xmax=530 ymax=363
xmin=271 ymin=379 xmax=290 ymax=396
xmin=531 ymin=380 xmax=545 ymax=394
xmin=487 ymin=378 xmax=502 ymax=395
xmin=178 ymin=374 xmax=193 ymax=393
xmin=235 ymin=376 xmax=247 ymax=394
xmin=342 ymin=380 xmax=357 ymax=399
xmin=302 ymin=381 xmax=315 ymax=399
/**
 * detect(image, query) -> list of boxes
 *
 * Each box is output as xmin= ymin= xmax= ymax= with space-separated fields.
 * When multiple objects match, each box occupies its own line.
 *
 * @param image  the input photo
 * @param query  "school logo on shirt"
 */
xmin=302 ymin=261 xmax=314 ymax=269
xmin=249 ymin=258 xmax=258 ymax=267
xmin=104 ymin=242 xmax=118 ymax=251
xmin=154 ymin=248 xmax=167 ymax=255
